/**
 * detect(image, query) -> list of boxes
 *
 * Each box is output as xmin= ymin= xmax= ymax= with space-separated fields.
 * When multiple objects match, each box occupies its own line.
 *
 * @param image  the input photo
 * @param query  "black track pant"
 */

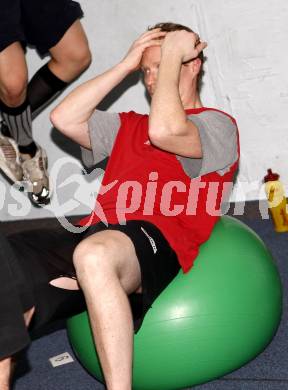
xmin=0 ymin=229 xmax=86 ymax=360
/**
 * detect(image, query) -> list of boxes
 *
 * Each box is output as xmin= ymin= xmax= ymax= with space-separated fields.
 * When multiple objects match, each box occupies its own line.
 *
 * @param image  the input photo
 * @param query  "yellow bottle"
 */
xmin=264 ymin=169 xmax=288 ymax=232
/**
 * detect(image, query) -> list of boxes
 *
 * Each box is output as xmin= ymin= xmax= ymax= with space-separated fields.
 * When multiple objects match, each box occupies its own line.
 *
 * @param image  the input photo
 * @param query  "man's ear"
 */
xmin=184 ymin=57 xmax=202 ymax=76
xmin=191 ymin=57 xmax=202 ymax=76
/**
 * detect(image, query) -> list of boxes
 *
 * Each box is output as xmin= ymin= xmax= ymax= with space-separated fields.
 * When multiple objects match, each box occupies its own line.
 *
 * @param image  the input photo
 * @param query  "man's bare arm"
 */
xmin=50 ymin=29 xmax=166 ymax=148
xmin=50 ymin=63 xmax=130 ymax=148
xmin=149 ymin=30 xmax=207 ymax=158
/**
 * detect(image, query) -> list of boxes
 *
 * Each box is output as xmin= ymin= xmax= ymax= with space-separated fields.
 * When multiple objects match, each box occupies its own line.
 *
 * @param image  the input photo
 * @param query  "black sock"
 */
xmin=1 ymin=64 xmax=68 ymax=157
xmin=0 ymin=98 xmax=33 ymax=146
xmin=0 ymin=111 xmax=37 ymax=157
xmin=18 ymin=142 xmax=37 ymax=157
xmin=27 ymin=63 xmax=68 ymax=118
xmin=0 ymin=120 xmax=11 ymax=137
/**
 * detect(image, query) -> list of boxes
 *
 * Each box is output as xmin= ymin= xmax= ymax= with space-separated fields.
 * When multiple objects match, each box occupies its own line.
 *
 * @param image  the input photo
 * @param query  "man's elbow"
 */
xmin=148 ymin=124 xmax=162 ymax=140
xmin=148 ymin=124 xmax=180 ymax=151
xmin=50 ymin=107 xmax=69 ymax=134
xmin=148 ymin=122 xmax=185 ymax=141
xmin=50 ymin=107 xmax=60 ymax=128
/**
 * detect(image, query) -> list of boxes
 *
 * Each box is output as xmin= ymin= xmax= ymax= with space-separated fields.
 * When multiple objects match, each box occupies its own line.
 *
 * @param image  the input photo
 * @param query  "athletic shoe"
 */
xmin=21 ymin=144 xmax=51 ymax=205
xmin=0 ymin=128 xmax=23 ymax=183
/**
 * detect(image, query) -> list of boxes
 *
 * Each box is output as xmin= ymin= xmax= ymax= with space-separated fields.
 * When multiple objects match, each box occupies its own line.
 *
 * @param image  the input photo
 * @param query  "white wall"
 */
xmin=1 ymin=0 xmax=287 ymax=220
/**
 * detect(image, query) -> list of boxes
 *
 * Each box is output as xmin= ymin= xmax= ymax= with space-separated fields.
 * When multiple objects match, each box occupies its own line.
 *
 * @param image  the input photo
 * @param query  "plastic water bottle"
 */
xmin=264 ymin=169 xmax=288 ymax=232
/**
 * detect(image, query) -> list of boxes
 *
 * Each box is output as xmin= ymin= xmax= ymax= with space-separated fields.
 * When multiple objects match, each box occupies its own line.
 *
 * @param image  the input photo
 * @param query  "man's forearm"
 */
xmin=51 ymin=62 xmax=130 ymax=132
xmin=149 ymin=51 xmax=187 ymax=137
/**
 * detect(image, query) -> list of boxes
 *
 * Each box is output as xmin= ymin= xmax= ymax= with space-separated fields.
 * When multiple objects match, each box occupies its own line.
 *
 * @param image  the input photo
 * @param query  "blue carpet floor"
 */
xmin=12 ymin=217 xmax=288 ymax=390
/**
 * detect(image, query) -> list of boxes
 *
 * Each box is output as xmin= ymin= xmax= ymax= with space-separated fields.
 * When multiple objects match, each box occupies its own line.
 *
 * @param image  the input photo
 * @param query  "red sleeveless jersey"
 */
xmin=78 ymin=108 xmax=239 ymax=273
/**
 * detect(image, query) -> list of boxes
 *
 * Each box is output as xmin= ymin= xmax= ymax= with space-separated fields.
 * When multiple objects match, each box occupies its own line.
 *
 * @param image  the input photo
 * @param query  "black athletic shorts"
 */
xmin=84 ymin=221 xmax=181 ymax=331
xmin=0 ymin=220 xmax=180 ymax=359
xmin=0 ymin=0 xmax=83 ymax=54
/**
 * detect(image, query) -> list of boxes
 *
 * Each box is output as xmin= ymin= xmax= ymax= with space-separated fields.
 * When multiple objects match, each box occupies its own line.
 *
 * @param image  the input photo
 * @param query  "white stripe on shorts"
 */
xmin=140 ymin=227 xmax=157 ymax=254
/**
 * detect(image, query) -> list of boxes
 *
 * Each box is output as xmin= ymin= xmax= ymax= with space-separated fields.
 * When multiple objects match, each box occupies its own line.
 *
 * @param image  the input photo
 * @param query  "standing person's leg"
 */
xmin=0 ymin=0 xmax=33 ymax=184
xmin=0 ymin=42 xmax=29 ymax=183
xmin=18 ymin=0 xmax=91 ymax=204
xmin=27 ymin=19 xmax=91 ymax=118
xmin=0 ymin=42 xmax=33 ymax=149
xmin=0 ymin=41 xmax=45 ymax=204
xmin=0 ymin=0 xmax=46 ymax=204
xmin=23 ymin=0 xmax=91 ymax=118
xmin=0 ymin=0 xmax=33 ymax=145
xmin=48 ymin=19 xmax=91 ymax=83
xmin=1 ymin=0 xmax=91 ymax=203
xmin=0 ymin=42 xmax=27 ymax=108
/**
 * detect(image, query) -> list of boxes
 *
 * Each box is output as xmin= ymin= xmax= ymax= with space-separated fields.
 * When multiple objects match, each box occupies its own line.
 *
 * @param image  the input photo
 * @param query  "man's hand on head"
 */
xmin=161 ymin=30 xmax=207 ymax=64
xmin=120 ymin=28 xmax=166 ymax=73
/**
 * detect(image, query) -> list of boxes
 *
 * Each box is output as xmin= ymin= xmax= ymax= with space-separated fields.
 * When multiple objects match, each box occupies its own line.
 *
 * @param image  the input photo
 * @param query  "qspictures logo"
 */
xmin=0 ymin=157 xmax=273 ymax=232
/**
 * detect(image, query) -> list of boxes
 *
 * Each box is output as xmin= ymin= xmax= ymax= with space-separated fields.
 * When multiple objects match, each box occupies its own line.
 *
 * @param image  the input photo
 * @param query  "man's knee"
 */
xmin=73 ymin=231 xmax=141 ymax=294
xmin=52 ymin=44 xmax=92 ymax=75
xmin=73 ymin=238 xmax=118 ymax=282
xmin=71 ymin=45 xmax=92 ymax=72
xmin=0 ymin=73 xmax=27 ymax=107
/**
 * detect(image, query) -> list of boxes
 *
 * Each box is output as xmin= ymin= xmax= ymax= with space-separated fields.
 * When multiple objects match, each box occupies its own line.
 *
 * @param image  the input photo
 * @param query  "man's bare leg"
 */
xmin=0 ymin=42 xmax=27 ymax=107
xmin=0 ymin=357 xmax=12 ymax=390
xmin=48 ymin=20 xmax=91 ymax=83
xmin=73 ymin=230 xmax=142 ymax=390
xmin=0 ymin=306 xmax=35 ymax=390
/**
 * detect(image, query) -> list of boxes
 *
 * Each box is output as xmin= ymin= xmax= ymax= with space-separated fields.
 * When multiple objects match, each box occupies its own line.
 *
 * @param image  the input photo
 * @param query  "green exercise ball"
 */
xmin=67 ymin=216 xmax=282 ymax=389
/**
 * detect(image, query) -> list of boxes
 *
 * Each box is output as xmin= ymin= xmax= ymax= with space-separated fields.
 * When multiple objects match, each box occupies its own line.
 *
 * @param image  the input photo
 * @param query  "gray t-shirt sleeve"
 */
xmin=81 ymin=110 xmax=121 ymax=167
xmin=177 ymin=110 xmax=238 ymax=178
